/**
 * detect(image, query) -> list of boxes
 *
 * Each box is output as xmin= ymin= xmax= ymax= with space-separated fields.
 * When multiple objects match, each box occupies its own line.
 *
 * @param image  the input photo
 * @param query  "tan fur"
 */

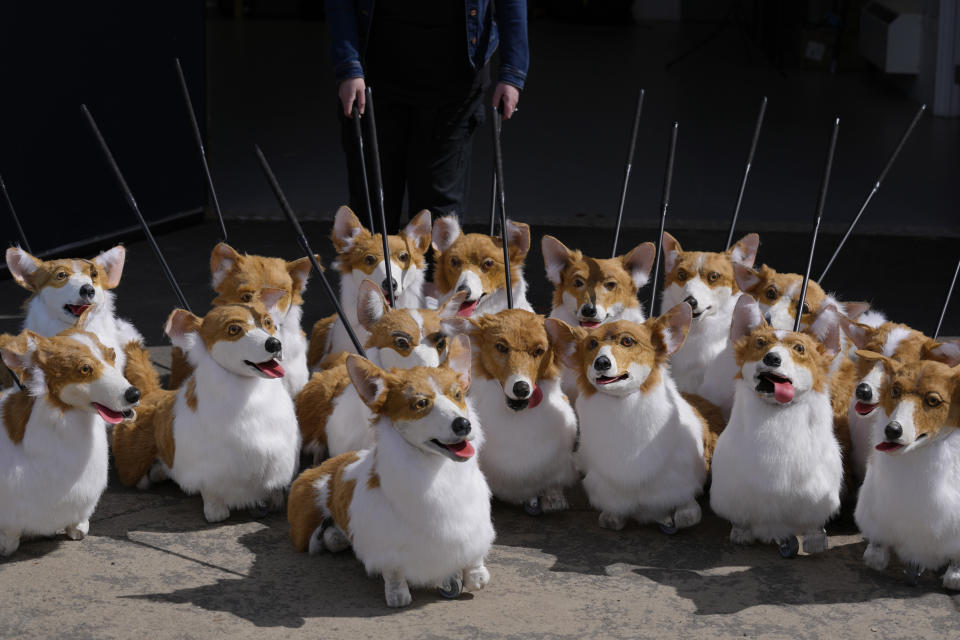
xmin=185 ymin=377 xmax=198 ymax=412
xmin=10 ymin=256 xmax=111 ymax=296
xmin=464 ymin=309 xmax=558 ymax=389
xmin=287 ymin=451 xmax=361 ymax=551
xmin=367 ymin=470 xmax=380 ymax=490
xmin=829 ymin=357 xmax=857 ymax=483
xmin=365 ymin=307 xmax=448 ymax=357
xmin=734 ymin=327 xmax=832 ymax=393
xmin=197 ymin=304 xmax=277 ymax=351
xmin=210 ymin=243 xmax=313 ymax=312
xmin=167 ymin=347 xmax=192 ymax=389
xmin=123 ymin=340 xmax=161 ymax=397
xmin=25 ymin=330 xmax=115 ymax=414
xmin=878 ymin=360 xmax=960 ymax=439
xmin=2 ymin=391 xmax=35 ymax=445
xmin=546 ymin=238 xmax=650 ymax=318
xmin=307 ymin=314 xmax=337 ymax=370
xmin=663 ymin=231 xmax=755 ymax=292
xmin=331 ymin=208 xmax=430 ymax=275
xmin=741 ymin=264 xmax=827 ymax=322
xmin=849 ymin=322 xmax=937 ymax=383
xmin=433 ymin=224 xmax=530 ymax=297
xmin=681 ymin=392 xmax=725 ymax=470
xmin=296 ymin=367 xmax=353 ymax=451
xmin=112 ymin=390 xmax=177 ymax=486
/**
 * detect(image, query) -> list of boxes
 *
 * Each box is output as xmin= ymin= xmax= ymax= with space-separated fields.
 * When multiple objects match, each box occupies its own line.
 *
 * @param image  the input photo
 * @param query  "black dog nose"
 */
xmin=513 ymin=380 xmax=531 ymax=399
xmin=580 ymin=304 xmax=597 ymax=318
xmin=855 ymin=383 xmax=873 ymax=402
xmin=451 ymin=417 xmax=471 ymax=437
xmin=763 ymin=311 xmax=773 ymax=324
xmin=594 ymin=356 xmax=611 ymax=372
xmin=456 ymin=283 xmax=469 ymax=293
xmin=79 ymin=284 xmax=95 ymax=299
xmin=264 ymin=337 xmax=282 ymax=354
xmin=885 ymin=421 xmax=903 ymax=441
xmin=124 ymin=386 xmax=141 ymax=404
xmin=382 ymin=278 xmax=398 ymax=293
xmin=762 ymin=352 xmax=781 ymax=368
xmin=684 ymin=295 xmax=698 ymax=310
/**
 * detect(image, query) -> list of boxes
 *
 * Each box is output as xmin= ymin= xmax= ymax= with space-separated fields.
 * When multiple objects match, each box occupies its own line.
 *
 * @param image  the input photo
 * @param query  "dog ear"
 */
xmin=93 ymin=245 xmax=126 ymax=289
xmin=808 ymin=304 xmax=841 ymax=358
xmin=1 ymin=331 xmax=40 ymax=373
xmin=210 ymin=243 xmax=241 ymax=288
xmin=441 ymin=316 xmax=476 ymax=337
xmin=839 ymin=317 xmax=871 ymax=349
xmin=346 ymin=355 xmax=390 ymax=410
xmin=437 ymin=290 xmax=469 ymax=319
xmin=545 ymin=318 xmax=585 ymax=371
xmin=541 ymin=235 xmax=572 ymax=286
xmin=652 ymin=303 xmax=692 ymax=358
xmin=403 ymin=209 xmax=433 ymax=256
xmin=164 ymin=309 xmax=202 ymax=343
xmin=331 ymin=206 xmax=367 ymax=253
xmin=730 ymin=295 xmax=764 ymax=343
xmin=5 ymin=247 xmax=42 ymax=292
xmin=287 ymin=255 xmax=317 ymax=294
xmin=843 ymin=301 xmax=871 ymax=321
xmin=504 ymin=220 xmax=531 ymax=262
xmin=733 ymin=263 xmax=762 ymax=293
xmin=728 ymin=233 xmax=760 ymax=268
xmin=926 ymin=340 xmax=960 ymax=367
xmin=855 ymin=349 xmax=892 ymax=368
xmin=357 ymin=279 xmax=389 ymax=331
xmin=75 ymin=305 xmax=94 ymax=330
xmin=432 ymin=215 xmax=462 ymax=253
xmin=622 ymin=242 xmax=656 ymax=290
xmin=661 ymin=232 xmax=682 ymax=274
xmin=446 ymin=334 xmax=472 ymax=390
xmin=259 ymin=288 xmax=287 ymax=316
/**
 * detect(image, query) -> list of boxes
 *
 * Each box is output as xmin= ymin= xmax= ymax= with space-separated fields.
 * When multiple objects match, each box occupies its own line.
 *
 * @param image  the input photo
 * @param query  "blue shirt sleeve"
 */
xmin=494 ymin=0 xmax=529 ymax=89
xmin=326 ymin=0 xmax=365 ymax=83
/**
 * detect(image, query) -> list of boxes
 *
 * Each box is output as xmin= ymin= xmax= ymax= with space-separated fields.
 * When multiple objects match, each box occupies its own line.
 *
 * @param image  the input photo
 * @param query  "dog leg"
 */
xmin=135 ymin=474 xmax=152 ymax=491
xmin=312 ymin=445 xmax=328 ymax=468
xmin=267 ymin=488 xmax=286 ymax=512
xmin=802 ymin=528 xmax=828 ymax=554
xmin=323 ymin=524 xmax=351 ymax=553
xmin=148 ymin=461 xmax=169 ymax=484
xmin=729 ymin=524 xmax=755 ymax=545
xmin=598 ymin=511 xmax=627 ymax=531
xmin=0 ymin=528 xmax=21 ymax=557
xmin=65 ymin=520 xmax=90 ymax=541
xmin=862 ymin=542 xmax=890 ymax=571
xmin=539 ymin=487 xmax=569 ymax=514
xmin=942 ymin=563 xmax=960 ymax=591
xmin=673 ymin=501 xmax=702 ymax=530
xmin=383 ymin=570 xmax=412 ymax=608
xmin=202 ymin=494 xmax=231 ymax=523
xmin=462 ymin=563 xmax=490 ymax=591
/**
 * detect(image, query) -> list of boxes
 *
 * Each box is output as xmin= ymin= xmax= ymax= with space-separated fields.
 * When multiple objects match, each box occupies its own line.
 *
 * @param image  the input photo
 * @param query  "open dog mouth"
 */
xmin=92 ymin=403 xmax=133 ymax=424
xmin=755 ymin=372 xmax=795 ymax=403
xmin=244 ymin=359 xmax=285 ymax=378
xmin=595 ymin=372 xmax=629 ymax=386
xmin=457 ymin=295 xmax=484 ymax=317
xmin=64 ymin=304 xmax=91 ymax=317
xmin=429 ymin=438 xmax=475 ymax=461
xmin=854 ymin=402 xmax=877 ymax=416
xmin=579 ymin=320 xmax=601 ymax=328
xmin=691 ymin=306 xmax=712 ymax=320
xmin=876 ymin=434 xmax=926 ymax=453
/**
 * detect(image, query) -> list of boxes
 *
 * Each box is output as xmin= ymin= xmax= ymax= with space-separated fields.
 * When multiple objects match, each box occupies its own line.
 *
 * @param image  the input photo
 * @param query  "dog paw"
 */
xmin=203 ymin=498 xmax=231 ymax=523
xmin=598 ymin=511 xmax=626 ymax=531
xmin=135 ymin=474 xmax=152 ymax=491
xmin=148 ymin=462 xmax=169 ymax=484
xmin=0 ymin=530 xmax=21 ymax=557
xmin=802 ymin=529 xmax=828 ymax=554
xmin=65 ymin=521 xmax=90 ymax=541
xmin=540 ymin=488 xmax=569 ymax=514
xmin=463 ymin=565 xmax=490 ymax=591
xmin=942 ymin=564 xmax=960 ymax=591
xmin=730 ymin=525 xmax=755 ymax=545
xmin=673 ymin=502 xmax=702 ymax=529
xmin=863 ymin=542 xmax=890 ymax=571
xmin=323 ymin=525 xmax=351 ymax=553
xmin=384 ymin=576 xmax=412 ymax=608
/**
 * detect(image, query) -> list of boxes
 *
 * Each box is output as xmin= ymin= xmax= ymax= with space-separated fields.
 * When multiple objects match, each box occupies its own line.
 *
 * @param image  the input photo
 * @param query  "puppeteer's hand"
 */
xmin=339 ymin=77 xmax=367 ymax=117
xmin=492 ymin=82 xmax=520 ymax=119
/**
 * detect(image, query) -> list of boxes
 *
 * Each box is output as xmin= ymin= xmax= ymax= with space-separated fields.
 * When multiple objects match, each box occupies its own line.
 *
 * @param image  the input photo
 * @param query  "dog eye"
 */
xmin=398 ymin=252 xmax=409 ymax=263
xmin=495 ymin=342 xmax=508 ymax=354
xmin=890 ymin=384 xmax=902 ymax=399
xmin=90 ymin=269 xmax=98 ymax=279
xmin=620 ymin=336 xmax=635 ymax=347
xmin=415 ymin=398 xmax=429 ymax=410
xmin=925 ymin=393 xmax=942 ymax=408
xmin=532 ymin=346 xmax=545 ymax=357
xmin=364 ymin=255 xmax=377 ymax=266
xmin=755 ymin=337 xmax=767 ymax=348
xmin=228 ymin=324 xmax=242 ymax=336
xmin=765 ymin=287 xmax=777 ymax=301
xmin=395 ymin=337 xmax=410 ymax=350
xmin=241 ymin=293 xmax=253 ymax=302
xmin=56 ymin=271 xmax=68 ymax=280
xmin=708 ymin=272 xmax=720 ymax=283
xmin=588 ymin=338 xmax=598 ymax=350
xmin=793 ymin=343 xmax=805 ymax=354
xmin=481 ymin=258 xmax=495 ymax=272
xmin=79 ymin=364 xmax=92 ymax=375
xmin=435 ymin=337 xmax=447 ymax=352
xmin=676 ymin=270 xmax=687 ymax=281
xmin=572 ymin=278 xmax=584 ymax=288
xmin=604 ymin=281 xmax=617 ymax=291
xmin=263 ymin=317 xmax=272 ymax=328
xmin=453 ymin=388 xmax=462 ymax=400
xmin=450 ymin=257 xmax=461 ymax=268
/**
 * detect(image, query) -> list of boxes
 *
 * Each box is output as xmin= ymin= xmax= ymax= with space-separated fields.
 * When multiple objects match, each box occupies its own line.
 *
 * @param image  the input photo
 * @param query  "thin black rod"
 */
xmin=649 ymin=122 xmax=679 ymax=318
xmin=726 ymin=95 xmax=767 ymax=249
xmin=363 ymin=87 xmax=396 ymax=308
xmin=174 ymin=58 xmax=227 ymax=243
xmin=933 ymin=256 xmax=960 ymax=341
xmin=0 ymin=172 xmax=31 ymax=253
xmin=254 ymin=145 xmax=366 ymax=357
xmin=818 ymin=103 xmax=926 ymax=281
xmin=612 ymin=87 xmax=645 ymax=258
xmin=350 ymin=103 xmax=377 ymax=233
xmin=489 ymin=169 xmax=498 ymax=236
xmin=795 ymin=117 xmax=840 ymax=332
xmin=491 ymin=106 xmax=514 ymax=310
xmin=81 ymin=104 xmax=192 ymax=313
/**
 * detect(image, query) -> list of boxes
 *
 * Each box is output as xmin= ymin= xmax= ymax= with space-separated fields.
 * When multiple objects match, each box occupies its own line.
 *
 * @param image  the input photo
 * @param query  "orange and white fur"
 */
xmin=710 ymin=295 xmax=842 ymax=554
xmin=547 ymin=306 xmax=710 ymax=532
xmin=0 ymin=329 xmax=140 ymax=556
xmin=287 ymin=339 xmax=494 ymax=607
xmin=445 ymin=309 xmax=577 ymax=513
xmin=317 ymin=206 xmax=431 ymax=363
xmin=6 ymin=246 xmax=142 ymax=374
xmin=431 ymin=215 xmax=532 ymax=318
xmin=660 ymin=232 xmax=758 ymax=393
xmin=853 ymin=351 xmax=960 ymax=589
xmin=112 ymin=295 xmax=299 ymax=523
xmin=297 ymin=280 xmax=466 ymax=463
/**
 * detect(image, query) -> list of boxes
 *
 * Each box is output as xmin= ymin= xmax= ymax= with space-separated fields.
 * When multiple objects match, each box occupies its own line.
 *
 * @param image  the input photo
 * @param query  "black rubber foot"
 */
xmin=659 ymin=520 xmax=678 ymax=535
xmin=249 ymin=501 xmax=270 ymax=519
xmin=523 ymin=496 xmax=542 ymax=516
xmin=904 ymin=562 xmax=923 ymax=585
xmin=437 ymin=574 xmax=463 ymax=599
xmin=778 ymin=536 xmax=799 ymax=558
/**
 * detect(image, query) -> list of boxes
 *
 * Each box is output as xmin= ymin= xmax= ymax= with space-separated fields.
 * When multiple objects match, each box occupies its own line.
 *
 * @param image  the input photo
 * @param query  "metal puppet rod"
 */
xmin=350 ymin=103 xmax=377 ymax=234
xmin=933 ymin=256 xmax=960 ymax=341
xmin=611 ymin=87 xmax=645 ymax=258
xmin=490 ymin=105 xmax=514 ymax=310
xmin=726 ymin=96 xmax=767 ymax=250
xmin=649 ymin=122 xmax=679 ymax=318
xmin=363 ymin=87 xmax=396 ymax=308
xmin=0 ymin=172 xmax=31 ymax=253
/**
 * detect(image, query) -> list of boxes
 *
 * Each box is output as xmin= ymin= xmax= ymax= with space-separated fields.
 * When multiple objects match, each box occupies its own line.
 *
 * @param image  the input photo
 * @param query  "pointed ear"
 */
xmin=505 ymin=220 xmax=531 ymax=262
xmin=733 ymin=263 xmax=762 ymax=292
xmin=432 ymin=215 xmax=462 ymax=253
xmin=75 ymin=305 xmax=94 ymax=330
xmin=346 ymin=355 xmax=390 ymax=410
xmin=441 ymin=316 xmax=477 ymax=337
xmin=927 ymin=340 xmax=960 ymax=368
xmin=210 ymin=242 xmax=241 ymax=288
xmin=446 ymin=334 xmax=472 ymax=390
xmin=661 ymin=232 xmax=681 ymax=274
xmin=357 ymin=279 xmax=389 ymax=331
xmin=730 ymin=295 xmax=764 ymax=343
xmin=545 ymin=318 xmax=584 ymax=371
xmin=437 ymin=290 xmax=469 ymax=319
xmin=164 ymin=309 xmax=202 ymax=342
xmin=728 ymin=233 xmax=759 ymax=268
xmin=403 ymin=209 xmax=433 ymax=256
xmin=855 ymin=349 xmax=892 ymax=368
xmin=287 ymin=255 xmax=316 ymax=294
xmin=1 ymin=331 xmax=40 ymax=372
xmin=93 ymin=245 xmax=126 ymax=289
xmin=541 ymin=235 xmax=572 ymax=286
xmin=839 ymin=317 xmax=871 ymax=349
xmin=808 ymin=305 xmax=841 ymax=358
xmin=331 ymin=206 xmax=366 ymax=253
xmin=622 ymin=242 xmax=656 ymax=290
xmin=652 ymin=303 xmax=692 ymax=358
xmin=259 ymin=288 xmax=286 ymax=314
xmin=843 ymin=301 xmax=871 ymax=321
xmin=5 ymin=247 xmax=42 ymax=292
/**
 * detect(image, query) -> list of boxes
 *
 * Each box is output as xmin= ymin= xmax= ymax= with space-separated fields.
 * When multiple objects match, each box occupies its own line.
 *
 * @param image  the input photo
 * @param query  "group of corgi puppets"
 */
xmin=3 ymin=206 xmax=960 ymax=603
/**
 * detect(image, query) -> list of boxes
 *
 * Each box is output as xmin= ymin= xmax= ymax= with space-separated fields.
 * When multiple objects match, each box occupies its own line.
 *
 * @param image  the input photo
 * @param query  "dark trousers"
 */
xmin=340 ymin=84 xmax=486 ymax=234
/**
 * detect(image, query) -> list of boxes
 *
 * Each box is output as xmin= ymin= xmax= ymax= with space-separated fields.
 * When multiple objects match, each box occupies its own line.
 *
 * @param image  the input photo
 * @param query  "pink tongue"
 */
xmin=528 ymin=384 xmax=543 ymax=408
xmin=93 ymin=403 xmax=124 ymax=424
xmin=579 ymin=321 xmax=600 ymax=328
xmin=457 ymin=300 xmax=479 ymax=317
xmin=68 ymin=304 xmax=90 ymax=317
xmin=773 ymin=380 xmax=795 ymax=404
xmin=255 ymin=360 xmax=285 ymax=379
xmin=445 ymin=440 xmax=475 ymax=458
xmin=855 ymin=402 xmax=877 ymax=416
